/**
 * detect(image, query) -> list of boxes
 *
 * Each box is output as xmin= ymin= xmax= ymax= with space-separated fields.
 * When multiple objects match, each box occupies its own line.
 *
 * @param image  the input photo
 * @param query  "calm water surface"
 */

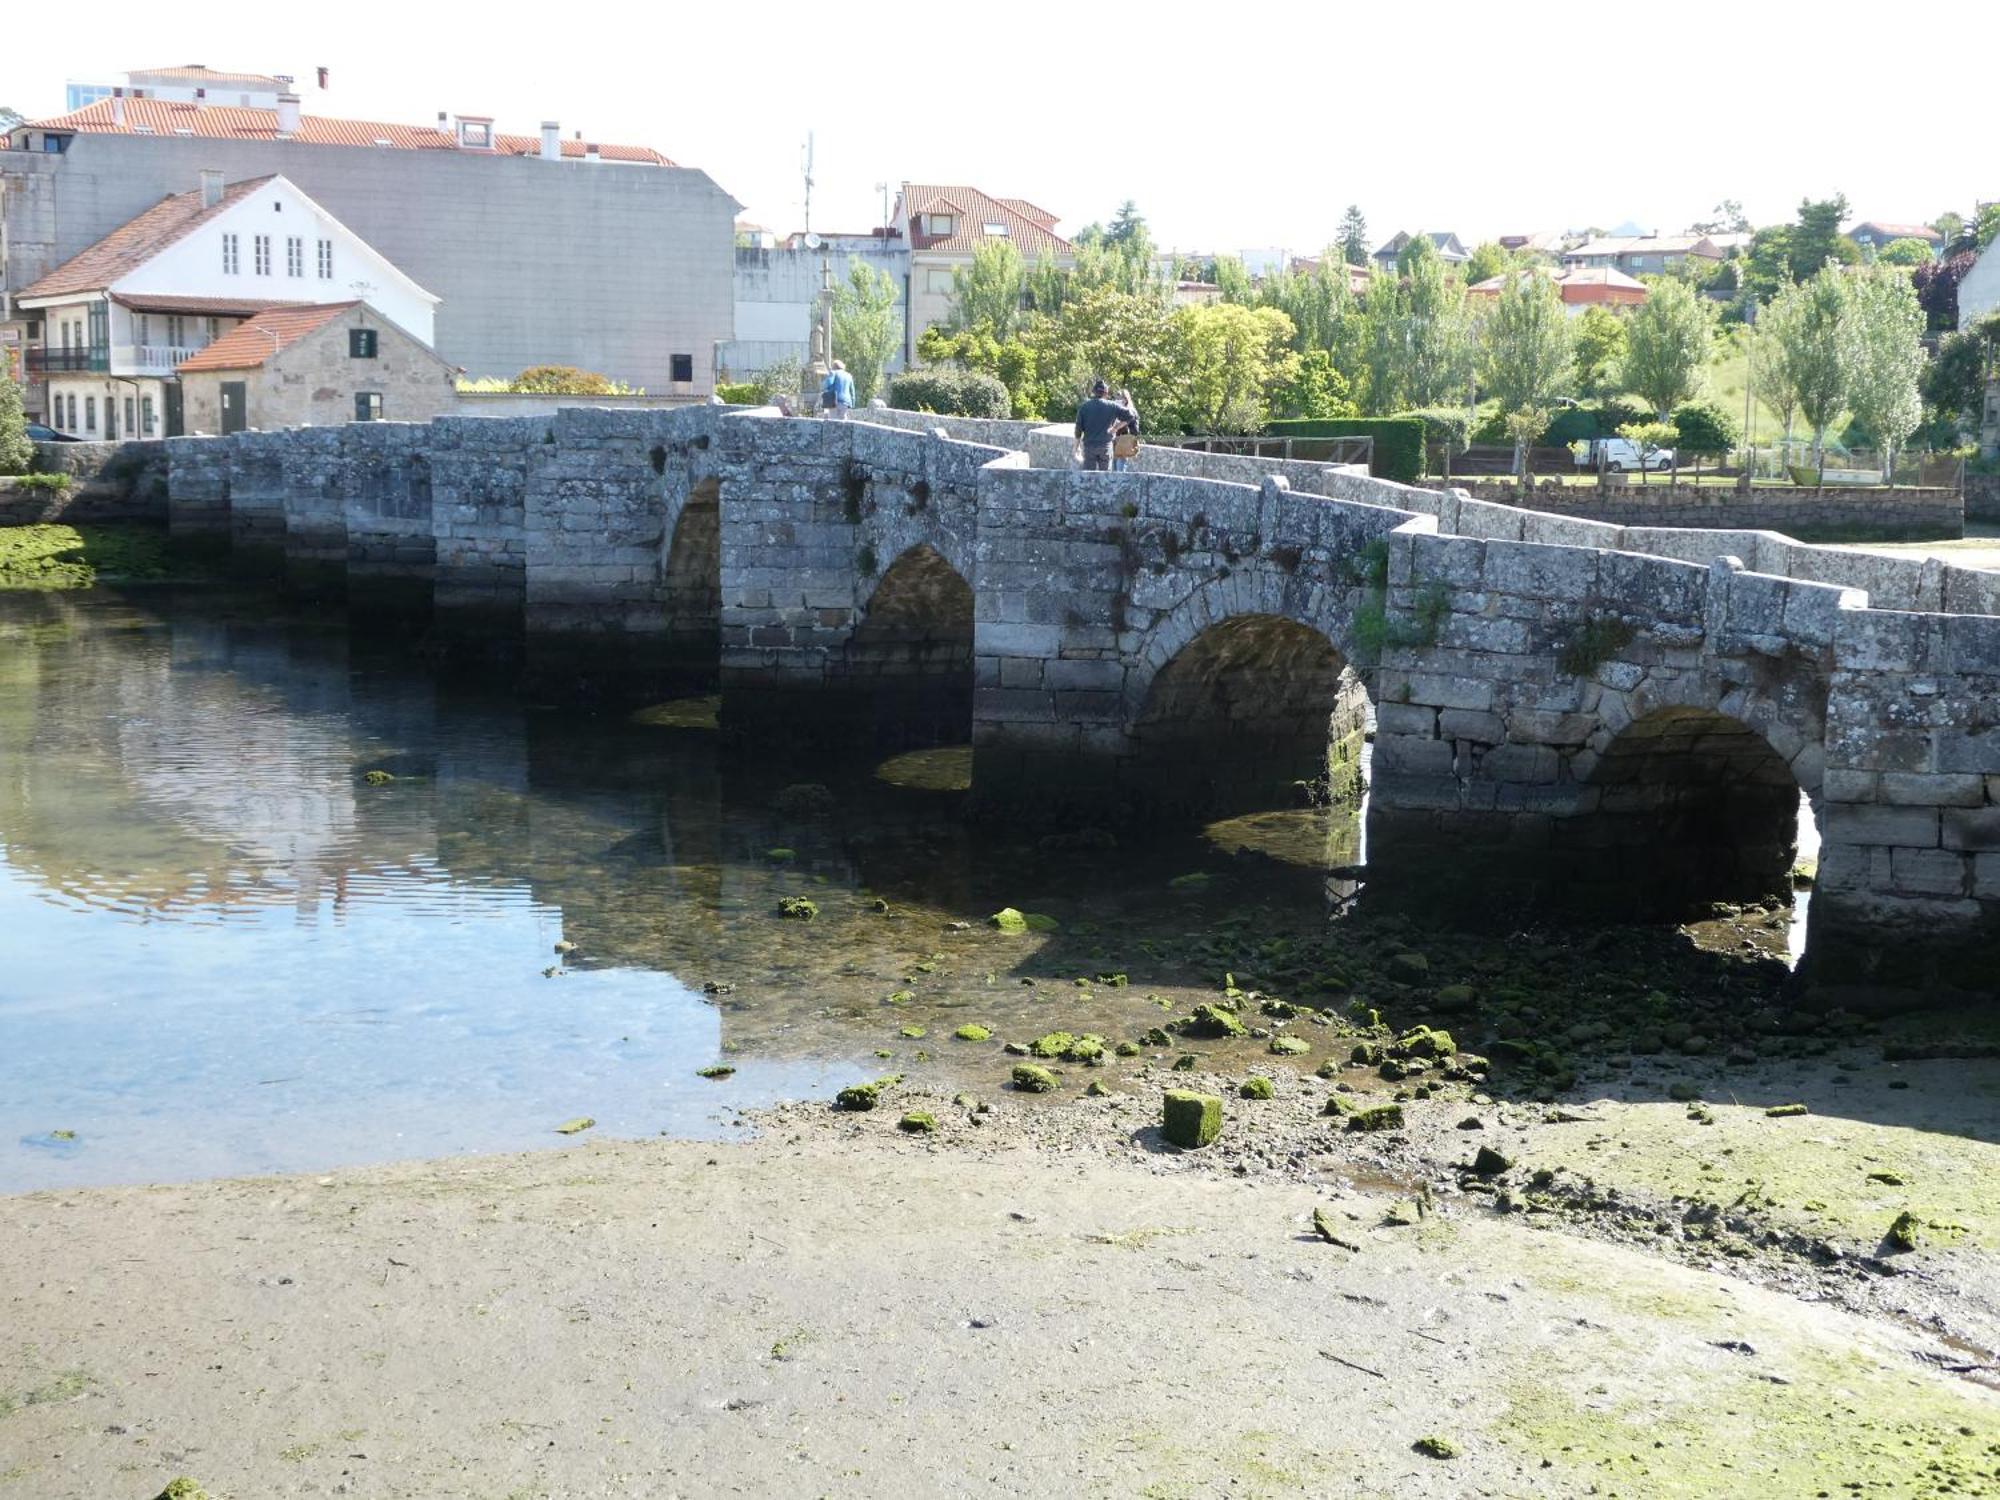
xmin=0 ymin=590 xmax=1350 ymax=1191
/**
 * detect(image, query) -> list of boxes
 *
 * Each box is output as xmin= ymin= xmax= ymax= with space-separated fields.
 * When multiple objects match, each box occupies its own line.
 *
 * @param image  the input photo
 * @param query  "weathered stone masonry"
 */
xmin=160 ymin=406 xmax=2000 ymax=1002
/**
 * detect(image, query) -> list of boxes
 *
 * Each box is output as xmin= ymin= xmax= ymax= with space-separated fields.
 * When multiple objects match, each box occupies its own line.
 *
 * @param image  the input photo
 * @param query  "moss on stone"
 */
xmin=1269 ymin=1035 xmax=1311 ymax=1057
xmin=1472 ymin=1145 xmax=1513 ymax=1176
xmin=764 ymin=847 xmax=797 ymax=863
xmin=953 ymin=1023 xmax=993 ymax=1042
xmin=155 ymin=1481 xmax=213 ymax=1500
xmin=1346 ymin=1103 xmax=1405 ymax=1133
xmin=1066 ymin=1036 xmax=1107 ymax=1066
xmin=989 ymin=907 xmax=1027 ymax=934
xmin=1764 ymin=1103 xmax=1808 ymax=1117
xmin=897 ymin=1111 xmax=938 ymax=1134
xmin=1412 ymin=1435 xmax=1459 ymax=1460
xmin=695 ymin=1065 xmax=735 ymax=1079
xmin=834 ymin=1083 xmax=883 ymax=1112
xmin=1114 ymin=1039 xmax=1142 ymax=1057
xmin=362 ymin=769 xmax=395 ymax=786
xmin=554 ymin=1117 xmax=596 ymax=1135
xmin=899 ymin=1026 xmax=927 ymax=1039
xmin=1029 ymin=1031 xmax=1076 ymax=1058
xmin=1162 ymin=1090 xmax=1223 ymax=1148
xmin=1887 ymin=1210 xmax=1922 ymax=1252
xmin=1085 ymin=1079 xmax=1110 ymax=1097
xmin=1240 ymin=1076 xmax=1275 ymax=1100
xmin=1395 ymin=1025 xmax=1456 ymax=1058
xmin=777 ymin=896 xmax=819 ymax=920
xmin=1011 ymin=1063 xmax=1060 ymax=1093
xmin=1184 ymin=1003 xmax=1248 ymax=1039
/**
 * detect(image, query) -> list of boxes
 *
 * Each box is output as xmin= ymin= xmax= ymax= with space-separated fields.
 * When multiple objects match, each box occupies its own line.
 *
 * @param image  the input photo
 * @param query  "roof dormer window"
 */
xmin=456 ymin=117 xmax=493 ymax=150
xmin=983 ymin=222 xmax=1008 ymax=236
xmin=926 ymin=213 xmax=955 ymax=237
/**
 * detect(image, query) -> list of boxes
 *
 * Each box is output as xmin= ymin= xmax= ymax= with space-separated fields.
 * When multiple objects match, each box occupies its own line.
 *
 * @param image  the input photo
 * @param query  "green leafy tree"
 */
xmin=1670 ymin=398 xmax=1739 ymax=476
xmin=1933 ymin=211 xmax=1966 ymax=250
xmin=1874 ymin=237 xmax=1934 ymax=267
xmin=831 ymin=260 xmax=901 ymax=403
xmin=1480 ymin=273 xmax=1573 ymax=475
xmin=1616 ymin=420 xmax=1678 ymax=487
xmin=1022 ymin=285 xmax=1183 ymax=425
xmin=0 ymin=357 xmax=34 ymax=475
xmin=1396 ymin=234 xmax=1437 ymax=277
xmin=948 ymin=239 xmax=1028 ymax=339
xmin=1843 ymin=270 xmax=1926 ymax=481
xmin=1397 ymin=253 xmax=1478 ymax=410
xmin=1774 ymin=269 xmax=1857 ymax=481
xmin=1177 ymin=302 xmax=1299 ymax=431
xmin=1976 ymin=203 xmax=2000 ymax=252
xmin=1740 ymin=225 xmax=1795 ymax=303
xmin=1621 ymin=278 xmax=1714 ymax=417
xmin=1571 ymin=305 xmax=1628 ymax=397
xmin=1789 ymin=195 xmax=1854 ymax=280
xmin=1274 ymin=348 xmax=1355 ymax=419
xmin=1503 ymin=408 xmax=1551 ymax=482
xmin=1920 ymin=330 xmax=1992 ymax=443
xmin=1749 ymin=294 xmax=1802 ymax=460
xmin=1690 ymin=200 xmax=1750 ymax=235
xmin=1338 ymin=205 xmax=1369 ymax=267
xmin=1212 ymin=255 xmax=1254 ymax=304
xmin=1462 ymin=241 xmax=1512 ymax=286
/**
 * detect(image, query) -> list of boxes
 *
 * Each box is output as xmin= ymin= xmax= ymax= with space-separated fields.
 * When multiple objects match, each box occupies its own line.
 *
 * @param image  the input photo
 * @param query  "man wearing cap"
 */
xmin=1073 ymin=380 xmax=1139 ymax=471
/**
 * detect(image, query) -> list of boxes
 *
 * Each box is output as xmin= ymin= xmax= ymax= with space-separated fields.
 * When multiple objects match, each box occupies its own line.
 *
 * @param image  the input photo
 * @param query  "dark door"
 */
xmin=164 ymin=382 xmax=184 ymax=438
xmin=219 ymin=382 xmax=246 ymax=435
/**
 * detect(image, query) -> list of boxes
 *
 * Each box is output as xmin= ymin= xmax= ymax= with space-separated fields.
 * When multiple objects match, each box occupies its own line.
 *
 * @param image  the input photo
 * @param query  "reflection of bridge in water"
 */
xmin=152 ymin=407 xmax=2000 ymax=1003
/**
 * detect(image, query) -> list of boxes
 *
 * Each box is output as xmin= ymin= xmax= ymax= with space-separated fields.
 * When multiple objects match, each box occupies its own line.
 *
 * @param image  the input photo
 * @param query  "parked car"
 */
xmin=24 ymin=422 xmax=82 ymax=443
xmin=1572 ymin=437 xmax=1673 ymax=472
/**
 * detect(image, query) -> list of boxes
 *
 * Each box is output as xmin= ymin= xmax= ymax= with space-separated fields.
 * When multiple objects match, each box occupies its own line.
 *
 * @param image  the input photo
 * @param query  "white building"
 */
xmin=17 ymin=170 xmax=437 ymax=439
xmin=1959 ymin=240 xmax=2000 ymax=334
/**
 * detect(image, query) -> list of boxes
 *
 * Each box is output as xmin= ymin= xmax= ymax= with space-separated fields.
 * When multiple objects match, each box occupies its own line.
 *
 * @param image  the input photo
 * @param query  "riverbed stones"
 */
xmin=1346 ymin=1104 xmax=1405 ymax=1133
xmin=1162 ymin=1090 xmax=1223 ymax=1148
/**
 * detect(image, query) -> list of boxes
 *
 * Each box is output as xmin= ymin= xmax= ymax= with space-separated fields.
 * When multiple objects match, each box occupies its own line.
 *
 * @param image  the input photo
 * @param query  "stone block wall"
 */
xmin=1967 ymin=473 xmax=2000 ymax=524
xmin=279 ymin=428 xmax=350 ymax=597
xmin=2 ymin=440 xmax=169 ymax=525
xmin=1430 ymin=480 xmax=1963 ymax=541
xmin=428 ymin=416 xmax=538 ymax=634
xmin=339 ymin=423 xmax=435 ymax=616
xmin=225 ymin=431 xmax=293 ymax=569
xmin=165 ymin=436 xmax=230 ymax=538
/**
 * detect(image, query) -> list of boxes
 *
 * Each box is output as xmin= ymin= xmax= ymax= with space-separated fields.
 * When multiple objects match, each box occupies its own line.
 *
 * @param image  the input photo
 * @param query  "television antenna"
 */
xmin=801 ymin=131 xmax=815 ymax=235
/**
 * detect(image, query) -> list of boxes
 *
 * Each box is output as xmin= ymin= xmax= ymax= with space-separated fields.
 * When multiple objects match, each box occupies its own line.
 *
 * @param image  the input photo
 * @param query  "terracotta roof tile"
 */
xmin=130 ymin=66 xmax=289 ymax=87
xmin=110 ymin=292 xmax=317 ymax=316
xmin=901 ymin=184 xmax=1073 ymax=259
xmin=18 ymin=176 xmax=274 ymax=299
xmin=18 ymin=98 xmax=674 ymax=165
xmin=176 ymin=301 xmax=357 ymax=372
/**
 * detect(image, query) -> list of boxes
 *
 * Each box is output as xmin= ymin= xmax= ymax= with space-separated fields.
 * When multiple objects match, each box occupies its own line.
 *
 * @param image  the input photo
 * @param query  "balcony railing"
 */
xmin=26 ymin=347 xmax=108 ymax=376
xmin=118 ymin=344 xmax=198 ymax=372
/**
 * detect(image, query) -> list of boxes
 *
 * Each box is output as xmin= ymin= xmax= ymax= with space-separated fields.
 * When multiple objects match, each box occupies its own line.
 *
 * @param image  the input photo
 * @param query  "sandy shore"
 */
xmin=4 ymin=1105 xmax=1998 ymax=1499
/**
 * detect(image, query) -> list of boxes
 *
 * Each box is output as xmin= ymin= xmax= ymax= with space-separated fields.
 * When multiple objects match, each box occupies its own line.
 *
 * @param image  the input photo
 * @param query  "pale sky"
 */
xmin=4 ymin=2 xmax=1993 ymax=256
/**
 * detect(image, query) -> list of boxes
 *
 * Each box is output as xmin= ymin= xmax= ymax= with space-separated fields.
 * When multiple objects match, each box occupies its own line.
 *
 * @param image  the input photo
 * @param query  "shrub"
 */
xmin=1263 ymin=418 xmax=1425 ymax=484
xmin=887 ymin=368 xmax=1011 ymax=419
xmin=715 ymin=382 xmax=764 ymax=405
xmin=1670 ymin=399 xmax=1739 ymax=457
xmin=1542 ymin=398 xmax=1651 ymax=449
xmin=510 ymin=365 xmax=615 ymax=395
xmin=8 ymin=472 xmax=72 ymax=493
xmin=1392 ymin=408 xmax=1472 ymax=450
xmin=0 ymin=367 xmax=33 ymax=476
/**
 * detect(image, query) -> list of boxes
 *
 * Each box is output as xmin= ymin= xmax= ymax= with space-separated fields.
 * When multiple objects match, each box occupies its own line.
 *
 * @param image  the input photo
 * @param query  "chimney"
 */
xmin=317 ymin=66 xmax=328 ymax=90
xmin=584 ymin=143 xmax=601 ymax=164
xmin=111 ymin=88 xmax=125 ymax=126
xmin=276 ymin=93 xmax=301 ymax=137
xmin=200 ymin=169 xmax=224 ymax=208
xmin=540 ymin=121 xmax=560 ymax=160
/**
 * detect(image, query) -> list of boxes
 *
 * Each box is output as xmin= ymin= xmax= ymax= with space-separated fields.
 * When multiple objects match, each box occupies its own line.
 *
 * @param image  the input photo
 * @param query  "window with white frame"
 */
xmin=167 ymin=315 xmax=185 ymax=347
xmin=317 ymin=239 xmax=333 ymax=278
xmin=142 ymin=395 xmax=155 ymax=436
xmin=85 ymin=395 xmax=96 ymax=432
xmin=254 ymin=234 xmax=271 ymax=275
xmin=136 ymin=314 xmax=151 ymax=346
xmin=286 ymin=236 xmax=303 ymax=276
xmin=222 ymin=233 xmax=240 ymax=274
xmin=926 ymin=213 xmax=955 ymax=236
xmin=124 ymin=396 xmax=136 ymax=434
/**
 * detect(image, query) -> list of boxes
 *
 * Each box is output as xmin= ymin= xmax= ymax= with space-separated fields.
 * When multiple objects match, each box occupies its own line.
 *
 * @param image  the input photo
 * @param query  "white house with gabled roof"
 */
xmin=16 ymin=170 xmax=437 ymax=438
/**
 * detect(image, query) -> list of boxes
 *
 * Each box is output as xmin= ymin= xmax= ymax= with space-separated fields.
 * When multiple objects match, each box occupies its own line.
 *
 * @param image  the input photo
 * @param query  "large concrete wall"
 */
xmin=2 ymin=133 xmax=736 ymax=393
xmin=156 ymin=408 xmax=2000 ymax=1004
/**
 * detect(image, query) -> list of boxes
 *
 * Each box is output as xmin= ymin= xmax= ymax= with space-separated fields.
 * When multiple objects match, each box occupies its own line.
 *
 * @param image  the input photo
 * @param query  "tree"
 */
xmin=1397 ymin=252 xmax=1478 ymax=410
xmin=1748 ymin=307 xmax=1801 ymax=461
xmin=0 ymin=106 xmax=23 ymax=135
xmin=1621 ymin=278 xmax=1713 ymax=418
xmin=1670 ymin=399 xmax=1739 ymax=478
xmin=1338 ymin=205 xmax=1369 ymax=267
xmin=948 ymin=239 xmax=1028 ymax=339
xmin=1690 ymin=200 xmax=1750 ymax=235
xmin=1462 ymin=241 xmax=1511 ymax=286
xmin=1503 ymin=408 xmax=1551 ymax=484
xmin=0 ymin=356 xmax=34 ymax=476
xmin=1105 ymin=201 xmax=1148 ymax=251
xmin=831 ymin=260 xmax=901 ymax=403
xmin=1480 ymin=273 xmax=1573 ymax=475
xmin=1976 ymin=203 xmax=2000 ymax=252
xmin=1913 ymin=250 xmax=1977 ymax=333
xmin=1273 ymin=348 xmax=1355 ymax=420
xmin=1843 ymin=270 xmax=1926 ymax=481
xmin=1874 ymin=237 xmax=1934 ymax=267
xmin=1022 ymin=285 xmax=1182 ymax=425
xmin=1571 ymin=305 xmax=1628 ymax=397
xmin=1396 ymin=234 xmax=1437 ymax=277
xmin=1740 ymin=225 xmax=1796 ymax=303
xmin=1177 ymin=302 xmax=1299 ymax=432
xmin=1920 ymin=331 xmax=1992 ymax=443
xmin=1616 ymin=420 xmax=1678 ymax=487
xmin=1211 ymin=255 xmax=1254 ymax=304
xmin=1790 ymin=194 xmax=1854 ymax=280
xmin=1774 ymin=270 xmax=1856 ymax=482
xmin=1933 ymin=211 xmax=1966 ymax=250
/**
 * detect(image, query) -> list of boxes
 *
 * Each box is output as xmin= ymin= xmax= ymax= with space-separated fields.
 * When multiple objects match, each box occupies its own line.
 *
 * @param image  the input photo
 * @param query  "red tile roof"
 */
xmin=17 ymin=176 xmax=274 ymax=299
xmin=129 ymin=65 xmax=289 ymax=88
xmin=111 ymin=292 xmax=316 ymax=316
xmin=902 ymin=184 xmax=1073 ymax=259
xmin=1852 ymin=221 xmax=1942 ymax=243
xmin=177 ymin=301 xmax=357 ymax=372
xmin=17 ymin=97 xmax=675 ymax=165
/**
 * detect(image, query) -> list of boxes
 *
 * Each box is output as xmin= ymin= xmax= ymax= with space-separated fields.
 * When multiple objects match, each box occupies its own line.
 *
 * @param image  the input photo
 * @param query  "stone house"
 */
xmin=175 ymin=301 xmax=455 ymax=433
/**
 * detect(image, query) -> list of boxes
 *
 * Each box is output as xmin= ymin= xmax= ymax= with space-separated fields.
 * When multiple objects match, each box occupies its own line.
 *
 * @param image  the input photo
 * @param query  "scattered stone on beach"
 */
xmin=953 ymin=1024 xmax=993 ymax=1042
xmin=1162 ymin=1090 xmax=1222 ymax=1149
xmin=897 ymin=1112 xmax=938 ymax=1134
xmin=1239 ymin=1076 xmax=1275 ymax=1100
xmin=1011 ymin=1064 xmax=1060 ymax=1094
xmin=1764 ymin=1103 xmax=1809 ymax=1117
xmin=1471 ymin=1146 xmax=1512 ymax=1176
xmin=1269 ymin=1035 xmax=1311 ymax=1057
xmin=1346 ymin=1104 xmax=1404 ymax=1133
xmin=1412 ymin=1435 xmax=1459 ymax=1460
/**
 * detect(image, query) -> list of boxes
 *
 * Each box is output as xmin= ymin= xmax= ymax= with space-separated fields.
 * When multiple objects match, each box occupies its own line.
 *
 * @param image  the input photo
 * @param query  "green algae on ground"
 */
xmin=0 ymin=523 xmax=176 ymax=591
xmin=898 ymin=1025 xmax=926 ymax=1039
xmin=1239 ymin=1076 xmax=1275 ymax=1100
xmin=1412 ymin=1435 xmax=1459 ymax=1459
xmin=0 ymin=1368 xmax=91 ymax=1419
xmin=553 ymin=1117 xmax=595 ymax=1135
xmin=1183 ymin=1002 xmax=1248 ymax=1039
xmin=1011 ymin=1063 xmax=1060 ymax=1093
xmin=897 ymin=1111 xmax=938 ymax=1134
xmin=1028 ymin=1031 xmax=1075 ymax=1058
xmin=834 ymin=1083 xmax=883 ymax=1111
xmin=1269 ymin=1034 xmax=1311 ymax=1057
xmin=1162 ymin=1090 xmax=1223 ymax=1148
xmin=989 ymin=907 xmax=1058 ymax=935
xmin=953 ymin=1024 xmax=993 ymax=1042
xmin=1346 ymin=1104 xmax=1404 ymax=1133
xmin=695 ymin=1065 xmax=735 ymax=1080
xmin=776 ymin=896 xmax=819 ymax=920
xmin=154 ymin=1481 xmax=214 ymax=1500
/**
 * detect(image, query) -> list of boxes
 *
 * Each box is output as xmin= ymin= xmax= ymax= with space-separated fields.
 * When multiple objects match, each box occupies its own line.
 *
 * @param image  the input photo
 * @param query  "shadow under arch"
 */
xmin=1131 ymin=613 xmax=1370 ymax=821
xmin=662 ymin=475 xmax=721 ymax=684
xmin=836 ymin=542 xmax=974 ymax=749
xmin=1578 ymin=704 xmax=1809 ymax=915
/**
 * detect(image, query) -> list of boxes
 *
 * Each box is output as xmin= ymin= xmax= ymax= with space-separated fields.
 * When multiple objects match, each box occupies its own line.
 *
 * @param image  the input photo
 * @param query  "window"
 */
xmin=142 ymin=395 xmax=155 ymax=436
xmin=253 ymin=234 xmax=271 ymax=275
xmin=85 ymin=396 xmax=96 ymax=432
xmin=286 ymin=236 xmax=303 ymax=276
xmin=222 ymin=233 xmax=240 ymax=274
xmin=671 ymin=353 xmax=694 ymax=383
xmin=206 ymin=317 xmax=221 ymax=343
xmin=125 ymin=396 xmax=136 ymax=434
xmin=983 ymin=222 xmax=1009 ymax=236
xmin=354 ymin=392 xmax=383 ymax=422
xmin=317 ymin=239 xmax=333 ymax=279
xmin=349 ymin=328 xmax=378 ymax=359
xmin=926 ymin=213 xmax=954 ymax=237
xmin=167 ymin=315 xmax=185 ymax=348
xmin=66 ymin=394 xmax=77 ymax=429
xmin=136 ymin=314 xmax=151 ymax=346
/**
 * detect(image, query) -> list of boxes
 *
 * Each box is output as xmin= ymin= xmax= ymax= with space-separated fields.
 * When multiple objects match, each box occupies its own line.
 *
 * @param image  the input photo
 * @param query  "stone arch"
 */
xmin=835 ymin=543 xmax=975 ymax=748
xmin=1579 ymin=704 xmax=1809 ymax=913
xmin=662 ymin=475 xmax=721 ymax=680
xmin=1131 ymin=612 xmax=1370 ymax=819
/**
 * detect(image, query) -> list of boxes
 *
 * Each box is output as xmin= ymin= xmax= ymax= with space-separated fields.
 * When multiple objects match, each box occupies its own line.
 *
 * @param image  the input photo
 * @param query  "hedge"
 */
xmin=887 ymin=368 xmax=1010 ymax=419
xmin=1262 ymin=418 xmax=1425 ymax=484
xmin=715 ymin=382 xmax=764 ymax=405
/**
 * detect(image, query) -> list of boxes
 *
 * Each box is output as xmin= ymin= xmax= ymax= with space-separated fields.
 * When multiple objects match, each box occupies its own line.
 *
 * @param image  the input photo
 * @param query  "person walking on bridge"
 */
xmin=1073 ymin=380 xmax=1139 ymax=471
xmin=820 ymin=360 xmax=855 ymax=420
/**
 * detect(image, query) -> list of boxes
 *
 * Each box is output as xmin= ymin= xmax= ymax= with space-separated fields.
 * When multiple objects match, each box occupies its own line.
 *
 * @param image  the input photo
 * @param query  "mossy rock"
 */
xmin=989 ymin=907 xmax=1029 ymax=934
xmin=1395 ymin=1025 xmax=1455 ymax=1058
xmin=1412 ymin=1435 xmax=1459 ymax=1460
xmin=1171 ymin=1054 xmax=1198 ymax=1072
xmin=1239 ymin=1076 xmax=1275 ymax=1100
xmin=1346 ymin=1103 xmax=1405 ymax=1133
xmin=1168 ymin=871 xmax=1214 ymax=892
xmin=1066 ymin=1036 xmax=1107 ymax=1066
xmin=764 ymin=847 xmax=797 ymax=863
xmin=1471 ymin=1145 xmax=1512 ymax=1176
xmin=156 ymin=1482 xmax=214 ymax=1500
xmin=362 ymin=769 xmax=395 ymax=786
xmin=1387 ymin=952 xmax=1431 ymax=982
xmin=1085 ymin=1079 xmax=1110 ymax=1097
xmin=1323 ymin=1094 xmax=1352 ymax=1116
xmin=1314 ymin=1059 xmax=1341 ymax=1079
xmin=777 ymin=896 xmax=819 ymax=920
xmin=695 ymin=1065 xmax=735 ymax=1080
xmin=1764 ymin=1102 xmax=1808 ymax=1117
xmin=1011 ymin=1063 xmax=1060 ymax=1093
xmin=897 ymin=1111 xmax=938 ymax=1134
xmin=1433 ymin=983 xmax=1477 ymax=1012
xmin=1887 ymin=1210 xmax=1922 ymax=1253
xmin=1269 ymin=1034 xmax=1311 ymax=1057
xmin=953 ymin=1023 xmax=994 ymax=1042
xmin=834 ymin=1083 xmax=883 ymax=1112
xmin=1162 ymin=1090 xmax=1223 ymax=1148
xmin=1350 ymin=1040 xmax=1383 ymax=1066
xmin=1114 ymin=1039 xmax=1142 ymax=1058
xmin=899 ymin=1026 xmax=927 ymax=1039
xmin=1029 ymin=1030 xmax=1075 ymax=1058
xmin=553 ymin=1116 xmax=596 ymax=1135
xmin=1184 ymin=1003 xmax=1248 ymax=1039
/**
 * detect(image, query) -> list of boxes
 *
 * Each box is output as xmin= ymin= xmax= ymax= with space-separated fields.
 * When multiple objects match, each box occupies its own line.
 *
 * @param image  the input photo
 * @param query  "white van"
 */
xmin=1573 ymin=437 xmax=1674 ymax=472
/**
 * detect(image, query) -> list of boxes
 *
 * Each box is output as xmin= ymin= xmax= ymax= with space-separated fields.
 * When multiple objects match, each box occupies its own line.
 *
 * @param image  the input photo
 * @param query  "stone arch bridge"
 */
xmin=163 ymin=406 xmax=2000 ymax=1001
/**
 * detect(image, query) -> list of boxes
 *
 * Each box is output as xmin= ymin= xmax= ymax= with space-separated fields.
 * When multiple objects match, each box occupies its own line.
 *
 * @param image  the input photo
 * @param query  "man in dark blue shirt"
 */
xmin=1073 ymin=380 xmax=1139 ymax=470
